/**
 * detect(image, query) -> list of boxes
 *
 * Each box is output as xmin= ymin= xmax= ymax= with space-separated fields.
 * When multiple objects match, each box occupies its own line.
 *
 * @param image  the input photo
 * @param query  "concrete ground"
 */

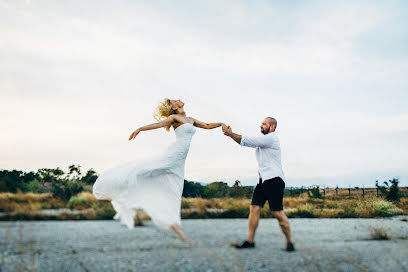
xmin=1 ymin=218 xmax=407 ymax=272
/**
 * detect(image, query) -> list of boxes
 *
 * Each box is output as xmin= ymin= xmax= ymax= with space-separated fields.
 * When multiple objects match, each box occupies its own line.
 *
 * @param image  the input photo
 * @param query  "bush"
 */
xmin=92 ymin=202 xmax=116 ymax=219
xmin=203 ymin=182 xmax=229 ymax=198
xmin=182 ymin=180 xmax=204 ymax=197
xmin=292 ymin=203 xmax=318 ymax=218
xmin=181 ymin=199 xmax=191 ymax=209
xmin=80 ymin=169 xmax=98 ymax=185
xmin=24 ymin=180 xmax=44 ymax=193
xmin=67 ymin=197 xmax=87 ymax=210
xmin=0 ymin=170 xmax=39 ymax=193
xmin=349 ymin=199 xmax=402 ymax=218
xmin=370 ymin=227 xmax=391 ymax=240
xmin=308 ymin=186 xmax=323 ymax=199
xmin=52 ymin=180 xmax=83 ymax=201
xmin=376 ymin=178 xmax=400 ymax=203
xmin=228 ymin=180 xmax=254 ymax=198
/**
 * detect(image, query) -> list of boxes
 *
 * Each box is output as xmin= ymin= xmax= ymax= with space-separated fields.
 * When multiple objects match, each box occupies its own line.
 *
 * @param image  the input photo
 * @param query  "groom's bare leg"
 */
xmin=247 ymin=205 xmax=261 ymax=243
xmin=272 ymin=211 xmax=292 ymax=243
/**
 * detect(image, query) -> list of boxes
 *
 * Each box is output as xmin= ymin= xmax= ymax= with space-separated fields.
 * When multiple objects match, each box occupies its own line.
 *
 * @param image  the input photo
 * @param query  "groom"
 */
xmin=222 ymin=117 xmax=295 ymax=251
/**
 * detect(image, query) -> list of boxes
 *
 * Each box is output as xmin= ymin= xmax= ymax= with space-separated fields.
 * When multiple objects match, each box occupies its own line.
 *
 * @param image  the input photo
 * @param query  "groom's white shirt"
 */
xmin=240 ymin=132 xmax=286 ymax=183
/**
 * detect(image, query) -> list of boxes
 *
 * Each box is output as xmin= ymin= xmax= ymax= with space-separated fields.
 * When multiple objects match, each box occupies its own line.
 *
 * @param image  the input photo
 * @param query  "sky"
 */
xmin=1 ymin=0 xmax=407 ymax=187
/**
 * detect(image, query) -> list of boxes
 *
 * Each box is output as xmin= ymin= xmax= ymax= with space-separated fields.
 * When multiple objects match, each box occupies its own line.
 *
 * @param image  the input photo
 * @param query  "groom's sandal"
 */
xmin=231 ymin=240 xmax=255 ymax=249
xmin=286 ymin=242 xmax=295 ymax=252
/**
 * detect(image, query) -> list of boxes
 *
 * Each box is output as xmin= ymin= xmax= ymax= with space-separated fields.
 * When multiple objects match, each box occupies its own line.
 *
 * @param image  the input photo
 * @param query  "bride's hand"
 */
xmin=128 ymin=129 xmax=140 ymax=140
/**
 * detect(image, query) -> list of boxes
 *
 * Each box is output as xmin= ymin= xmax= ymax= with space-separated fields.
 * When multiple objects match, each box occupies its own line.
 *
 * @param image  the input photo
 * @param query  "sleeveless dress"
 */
xmin=92 ymin=123 xmax=196 ymax=229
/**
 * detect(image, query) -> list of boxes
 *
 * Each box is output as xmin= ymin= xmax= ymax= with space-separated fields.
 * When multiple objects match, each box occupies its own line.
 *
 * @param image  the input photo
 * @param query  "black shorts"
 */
xmin=251 ymin=177 xmax=285 ymax=211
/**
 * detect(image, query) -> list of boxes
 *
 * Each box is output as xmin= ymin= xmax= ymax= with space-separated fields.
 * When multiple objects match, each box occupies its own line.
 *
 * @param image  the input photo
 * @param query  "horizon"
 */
xmin=1 ymin=164 xmax=405 ymax=189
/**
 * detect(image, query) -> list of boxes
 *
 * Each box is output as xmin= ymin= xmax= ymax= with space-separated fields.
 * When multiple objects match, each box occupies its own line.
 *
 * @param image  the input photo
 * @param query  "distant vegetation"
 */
xmin=183 ymin=180 xmax=253 ymax=199
xmin=0 ymin=165 xmax=97 ymax=199
xmin=0 ymin=166 xmax=407 ymax=221
xmin=0 ymin=166 xmax=254 ymax=199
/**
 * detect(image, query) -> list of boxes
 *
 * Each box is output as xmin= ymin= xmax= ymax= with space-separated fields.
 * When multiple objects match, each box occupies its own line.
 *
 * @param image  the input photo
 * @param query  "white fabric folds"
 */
xmin=93 ymin=123 xmax=196 ymax=229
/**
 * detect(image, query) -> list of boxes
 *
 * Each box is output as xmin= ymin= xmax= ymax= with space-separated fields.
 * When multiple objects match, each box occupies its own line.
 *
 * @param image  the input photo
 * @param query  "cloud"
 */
xmin=1 ymin=0 xmax=407 ymax=186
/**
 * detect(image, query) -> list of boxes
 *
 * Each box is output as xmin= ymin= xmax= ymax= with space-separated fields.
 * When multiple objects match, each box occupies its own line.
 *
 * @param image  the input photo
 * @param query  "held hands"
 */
xmin=221 ymin=123 xmax=228 ymax=133
xmin=128 ymin=129 xmax=140 ymax=140
xmin=222 ymin=124 xmax=233 ymax=136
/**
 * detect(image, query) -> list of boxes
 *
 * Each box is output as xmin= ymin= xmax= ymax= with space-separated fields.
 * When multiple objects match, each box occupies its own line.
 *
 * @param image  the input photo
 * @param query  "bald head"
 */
xmin=266 ymin=117 xmax=277 ymax=130
xmin=260 ymin=117 xmax=277 ymax=134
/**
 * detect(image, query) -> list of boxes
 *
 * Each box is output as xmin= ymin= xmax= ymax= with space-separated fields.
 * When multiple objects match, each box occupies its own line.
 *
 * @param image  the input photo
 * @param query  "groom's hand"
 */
xmin=223 ymin=126 xmax=233 ymax=136
xmin=221 ymin=124 xmax=227 ymax=133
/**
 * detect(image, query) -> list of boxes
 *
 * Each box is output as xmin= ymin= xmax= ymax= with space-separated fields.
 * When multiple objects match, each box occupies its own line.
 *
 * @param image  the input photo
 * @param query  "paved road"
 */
xmin=1 ymin=218 xmax=407 ymax=272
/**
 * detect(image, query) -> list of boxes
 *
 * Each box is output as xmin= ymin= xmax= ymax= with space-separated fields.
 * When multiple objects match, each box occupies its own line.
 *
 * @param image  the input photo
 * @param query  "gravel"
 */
xmin=1 ymin=218 xmax=407 ymax=272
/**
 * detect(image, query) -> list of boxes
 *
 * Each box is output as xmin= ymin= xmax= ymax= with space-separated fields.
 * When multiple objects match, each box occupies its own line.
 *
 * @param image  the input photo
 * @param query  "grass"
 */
xmin=180 ymin=197 xmax=405 ymax=219
xmin=369 ymin=227 xmax=391 ymax=240
xmin=0 ymin=192 xmax=406 ymax=221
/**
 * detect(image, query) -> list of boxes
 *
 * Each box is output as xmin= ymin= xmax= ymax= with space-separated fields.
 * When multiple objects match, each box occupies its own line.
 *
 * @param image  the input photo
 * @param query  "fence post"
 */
xmin=335 ymin=185 xmax=338 ymax=198
xmin=362 ymin=184 xmax=365 ymax=198
xmin=376 ymin=187 xmax=379 ymax=198
xmin=348 ymin=185 xmax=351 ymax=199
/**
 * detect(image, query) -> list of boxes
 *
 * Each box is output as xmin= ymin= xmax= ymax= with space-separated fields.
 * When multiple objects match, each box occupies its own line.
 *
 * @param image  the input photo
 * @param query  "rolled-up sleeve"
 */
xmin=240 ymin=134 xmax=274 ymax=148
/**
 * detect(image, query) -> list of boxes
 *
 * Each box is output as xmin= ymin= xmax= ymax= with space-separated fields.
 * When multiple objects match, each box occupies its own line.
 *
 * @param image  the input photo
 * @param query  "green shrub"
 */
xmin=376 ymin=178 xmax=400 ymax=203
xmin=308 ymin=186 xmax=323 ymax=199
xmin=182 ymin=180 xmax=204 ymax=197
xmin=80 ymin=169 xmax=98 ymax=185
xmin=203 ymin=182 xmax=229 ymax=198
xmin=24 ymin=180 xmax=44 ymax=193
xmin=289 ymin=203 xmax=318 ymax=218
xmin=52 ymin=180 xmax=83 ymax=201
xmin=67 ymin=197 xmax=87 ymax=210
xmin=92 ymin=202 xmax=115 ymax=219
xmin=181 ymin=199 xmax=191 ymax=209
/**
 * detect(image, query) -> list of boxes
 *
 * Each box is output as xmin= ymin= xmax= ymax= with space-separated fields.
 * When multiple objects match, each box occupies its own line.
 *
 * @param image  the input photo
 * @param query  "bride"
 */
xmin=93 ymin=98 xmax=225 ymax=240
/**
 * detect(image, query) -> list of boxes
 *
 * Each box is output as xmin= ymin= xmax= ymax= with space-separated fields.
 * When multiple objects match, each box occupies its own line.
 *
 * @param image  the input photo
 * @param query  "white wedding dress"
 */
xmin=93 ymin=123 xmax=196 ymax=229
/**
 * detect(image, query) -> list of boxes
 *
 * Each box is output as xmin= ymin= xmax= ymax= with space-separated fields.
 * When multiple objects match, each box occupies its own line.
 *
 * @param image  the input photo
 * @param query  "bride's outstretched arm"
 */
xmin=190 ymin=117 xmax=226 ymax=130
xmin=128 ymin=115 xmax=183 ymax=140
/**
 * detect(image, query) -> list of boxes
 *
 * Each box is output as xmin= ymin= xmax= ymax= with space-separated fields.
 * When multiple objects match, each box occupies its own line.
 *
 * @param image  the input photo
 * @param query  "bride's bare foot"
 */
xmin=170 ymin=225 xmax=187 ymax=241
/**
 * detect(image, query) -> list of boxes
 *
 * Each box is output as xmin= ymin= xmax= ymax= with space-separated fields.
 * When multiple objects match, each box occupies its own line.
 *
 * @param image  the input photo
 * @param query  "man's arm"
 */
xmin=223 ymin=126 xmax=274 ymax=148
xmin=223 ymin=126 xmax=242 ymax=144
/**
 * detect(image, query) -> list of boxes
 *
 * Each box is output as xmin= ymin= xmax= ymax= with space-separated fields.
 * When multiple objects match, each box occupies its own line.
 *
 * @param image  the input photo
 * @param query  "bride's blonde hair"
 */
xmin=153 ymin=98 xmax=177 ymax=131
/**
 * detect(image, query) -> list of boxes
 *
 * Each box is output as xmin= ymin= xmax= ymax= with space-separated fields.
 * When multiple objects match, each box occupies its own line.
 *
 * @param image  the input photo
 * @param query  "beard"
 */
xmin=261 ymin=126 xmax=270 ymax=135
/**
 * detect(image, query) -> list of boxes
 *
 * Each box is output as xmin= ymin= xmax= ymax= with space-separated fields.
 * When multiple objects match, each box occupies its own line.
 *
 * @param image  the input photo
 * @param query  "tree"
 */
xmin=182 ymin=180 xmax=204 ymax=197
xmin=67 ymin=165 xmax=82 ymax=180
xmin=203 ymin=182 xmax=229 ymax=198
xmin=0 ymin=170 xmax=24 ymax=192
xmin=376 ymin=178 xmax=400 ymax=202
xmin=229 ymin=180 xmax=247 ymax=198
xmin=0 ymin=170 xmax=41 ymax=192
xmin=37 ymin=168 xmax=64 ymax=184
xmin=81 ymin=169 xmax=99 ymax=185
xmin=51 ymin=179 xmax=83 ymax=200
